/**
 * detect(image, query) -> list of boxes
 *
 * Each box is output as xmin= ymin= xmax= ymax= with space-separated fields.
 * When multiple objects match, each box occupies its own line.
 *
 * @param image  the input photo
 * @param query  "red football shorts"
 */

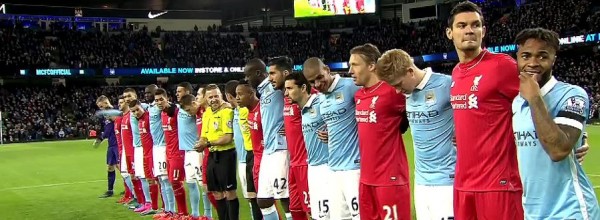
xmin=253 ymin=151 xmax=263 ymax=189
xmin=359 ymin=183 xmax=411 ymax=220
xmin=289 ymin=165 xmax=310 ymax=212
xmin=202 ymin=148 xmax=209 ymax=184
xmin=126 ymin=156 xmax=135 ymax=174
xmin=167 ymin=157 xmax=185 ymax=182
xmin=453 ymin=189 xmax=524 ymax=220
xmin=143 ymin=156 xmax=154 ymax=179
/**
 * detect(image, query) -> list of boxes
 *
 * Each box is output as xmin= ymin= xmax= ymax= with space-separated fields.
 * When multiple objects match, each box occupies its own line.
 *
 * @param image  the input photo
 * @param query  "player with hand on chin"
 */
xmin=129 ymin=99 xmax=160 ymax=216
xmin=303 ymin=57 xmax=361 ymax=220
xmin=194 ymin=84 xmax=239 ymax=220
xmin=376 ymin=49 xmax=456 ymax=220
xmin=155 ymin=88 xmax=190 ymax=218
xmin=284 ymin=72 xmax=331 ymax=220
xmin=512 ymin=28 xmax=599 ymax=219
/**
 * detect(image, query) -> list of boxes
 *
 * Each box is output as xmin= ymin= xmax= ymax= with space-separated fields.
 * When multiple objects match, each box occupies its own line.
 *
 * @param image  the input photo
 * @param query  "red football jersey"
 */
xmin=162 ymin=107 xmax=183 ymax=159
xmin=283 ymin=97 xmax=309 ymax=167
xmin=196 ymin=107 xmax=205 ymax=135
xmin=138 ymin=111 xmax=154 ymax=158
xmin=450 ymin=49 xmax=522 ymax=191
xmin=114 ymin=116 xmax=123 ymax=156
xmin=248 ymin=103 xmax=264 ymax=156
xmin=121 ymin=111 xmax=134 ymax=157
xmin=355 ymin=82 xmax=409 ymax=186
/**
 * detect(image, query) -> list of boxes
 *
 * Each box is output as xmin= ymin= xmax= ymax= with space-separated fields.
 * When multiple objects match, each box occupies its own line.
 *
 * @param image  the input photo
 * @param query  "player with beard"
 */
xmin=113 ymin=96 xmax=137 ymax=204
xmin=303 ymin=57 xmax=360 ymax=220
xmin=268 ymin=56 xmax=311 ymax=219
xmin=243 ymin=58 xmax=286 ymax=220
xmin=196 ymin=86 xmax=218 ymax=216
xmin=512 ymin=28 xmax=599 ymax=219
xmin=350 ymin=44 xmax=411 ymax=220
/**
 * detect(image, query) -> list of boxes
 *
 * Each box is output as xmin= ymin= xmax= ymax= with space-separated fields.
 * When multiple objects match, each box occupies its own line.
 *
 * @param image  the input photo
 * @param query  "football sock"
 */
xmin=202 ymin=190 xmax=213 ymax=218
xmin=107 ymin=171 xmax=116 ymax=191
xmin=261 ymin=205 xmax=279 ymax=220
xmin=172 ymin=181 xmax=188 ymax=215
xmin=187 ymin=182 xmax=201 ymax=217
xmin=140 ymin=178 xmax=152 ymax=204
xmin=216 ymin=198 xmax=229 ymax=220
xmin=291 ymin=211 xmax=307 ymax=220
xmin=161 ymin=178 xmax=176 ymax=213
xmin=249 ymin=198 xmax=263 ymax=220
xmin=149 ymin=182 xmax=159 ymax=210
xmin=132 ymin=179 xmax=145 ymax=204
xmin=158 ymin=179 xmax=169 ymax=212
xmin=228 ymin=198 xmax=240 ymax=220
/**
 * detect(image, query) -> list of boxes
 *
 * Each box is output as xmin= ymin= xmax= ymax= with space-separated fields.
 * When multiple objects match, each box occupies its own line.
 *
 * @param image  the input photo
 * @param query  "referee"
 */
xmin=195 ymin=84 xmax=239 ymax=220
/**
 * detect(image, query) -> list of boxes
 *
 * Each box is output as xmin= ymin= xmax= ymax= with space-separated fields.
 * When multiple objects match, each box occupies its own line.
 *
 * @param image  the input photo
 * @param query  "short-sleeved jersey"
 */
xmin=450 ymin=49 xmax=522 ymax=191
xmin=407 ymin=71 xmax=456 ymax=186
xmin=513 ymin=77 xmax=599 ymax=219
xmin=248 ymin=103 xmax=264 ymax=156
xmin=121 ymin=111 xmax=134 ymax=157
xmin=162 ymin=105 xmax=182 ymax=159
xmin=115 ymin=116 xmax=123 ymax=153
xmin=320 ymin=74 xmax=360 ymax=171
xmin=355 ymin=81 xmax=409 ymax=186
xmin=257 ymin=78 xmax=287 ymax=154
xmin=301 ymin=94 xmax=329 ymax=166
xmin=138 ymin=111 xmax=154 ymax=157
xmin=177 ymin=105 xmax=198 ymax=151
xmin=234 ymin=107 xmax=249 ymax=163
xmin=131 ymin=103 xmax=150 ymax=148
xmin=149 ymin=103 xmax=166 ymax=147
xmin=284 ymin=97 xmax=309 ymax=167
xmin=201 ymin=106 xmax=235 ymax=152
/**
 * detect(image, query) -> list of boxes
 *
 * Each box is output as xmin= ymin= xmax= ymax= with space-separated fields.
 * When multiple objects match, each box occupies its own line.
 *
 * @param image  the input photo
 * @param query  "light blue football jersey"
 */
xmin=407 ymin=71 xmax=456 ymax=186
xmin=177 ymin=106 xmax=198 ymax=151
xmin=301 ymin=94 xmax=329 ymax=166
xmin=131 ymin=103 xmax=150 ymax=148
xmin=149 ymin=103 xmax=166 ymax=147
xmin=233 ymin=107 xmax=247 ymax=163
xmin=513 ymin=77 xmax=599 ymax=220
xmin=319 ymin=75 xmax=360 ymax=171
xmin=257 ymin=78 xmax=287 ymax=155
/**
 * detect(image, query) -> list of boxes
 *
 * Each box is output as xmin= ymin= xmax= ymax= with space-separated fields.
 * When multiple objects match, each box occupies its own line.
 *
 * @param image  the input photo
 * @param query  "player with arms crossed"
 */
xmin=155 ymin=88 xmax=189 ymax=218
xmin=144 ymin=85 xmax=177 ymax=219
xmin=225 ymin=80 xmax=264 ymax=220
xmin=130 ymin=99 xmax=160 ymax=215
xmin=376 ymin=49 xmax=456 ymax=220
xmin=350 ymin=44 xmax=411 ymax=220
xmin=284 ymin=72 xmax=331 ymax=220
xmin=175 ymin=83 xmax=205 ymax=220
xmin=244 ymin=58 xmax=289 ymax=220
xmin=512 ymin=28 xmax=599 ymax=219
xmin=445 ymin=2 xmax=523 ymax=218
xmin=194 ymin=84 xmax=239 ymax=220
xmin=236 ymin=82 xmax=266 ymax=220
xmin=94 ymin=95 xmax=121 ymax=199
xmin=269 ymin=56 xmax=312 ymax=219
xmin=303 ymin=57 xmax=361 ymax=219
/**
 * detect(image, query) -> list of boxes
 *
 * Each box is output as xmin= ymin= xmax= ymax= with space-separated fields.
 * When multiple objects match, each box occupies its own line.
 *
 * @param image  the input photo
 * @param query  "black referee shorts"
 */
xmin=207 ymin=149 xmax=237 ymax=192
xmin=245 ymin=150 xmax=256 ymax=193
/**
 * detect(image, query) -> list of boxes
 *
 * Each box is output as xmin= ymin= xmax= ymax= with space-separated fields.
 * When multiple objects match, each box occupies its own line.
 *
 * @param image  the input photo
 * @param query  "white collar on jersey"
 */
xmin=327 ymin=74 xmax=341 ymax=93
xmin=415 ymin=67 xmax=433 ymax=90
xmin=303 ymin=94 xmax=318 ymax=109
xmin=540 ymin=76 xmax=558 ymax=96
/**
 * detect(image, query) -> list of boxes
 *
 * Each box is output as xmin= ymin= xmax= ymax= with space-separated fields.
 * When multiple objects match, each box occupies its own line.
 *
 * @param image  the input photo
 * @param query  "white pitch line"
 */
xmin=0 ymin=180 xmax=104 ymax=191
xmin=595 ymin=186 xmax=600 ymax=189
xmin=588 ymin=174 xmax=600 ymax=177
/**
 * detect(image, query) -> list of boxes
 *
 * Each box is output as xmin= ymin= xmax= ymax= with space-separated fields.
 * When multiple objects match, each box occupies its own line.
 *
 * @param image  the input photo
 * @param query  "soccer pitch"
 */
xmin=1 ymin=127 xmax=600 ymax=220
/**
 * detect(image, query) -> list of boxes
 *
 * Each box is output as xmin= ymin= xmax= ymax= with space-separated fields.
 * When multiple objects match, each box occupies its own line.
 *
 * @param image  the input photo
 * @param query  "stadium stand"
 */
xmin=1 ymin=0 xmax=599 ymax=143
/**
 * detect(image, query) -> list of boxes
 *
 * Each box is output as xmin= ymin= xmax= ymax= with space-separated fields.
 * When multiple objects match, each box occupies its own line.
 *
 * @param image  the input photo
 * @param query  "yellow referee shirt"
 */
xmin=238 ymin=107 xmax=253 ymax=151
xmin=201 ymin=105 xmax=235 ymax=152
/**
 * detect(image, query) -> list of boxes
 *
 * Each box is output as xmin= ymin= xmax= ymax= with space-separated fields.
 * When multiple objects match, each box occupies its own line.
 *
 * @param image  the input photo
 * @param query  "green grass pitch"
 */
xmin=294 ymin=0 xmax=335 ymax=18
xmin=1 ymin=127 xmax=600 ymax=219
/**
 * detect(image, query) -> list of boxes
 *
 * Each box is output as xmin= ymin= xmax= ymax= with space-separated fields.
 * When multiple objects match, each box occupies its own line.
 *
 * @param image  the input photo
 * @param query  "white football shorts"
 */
xmin=238 ymin=162 xmax=248 ymax=198
xmin=414 ymin=184 xmax=454 ymax=220
xmin=257 ymin=150 xmax=290 ymax=199
xmin=329 ymin=169 xmax=360 ymax=220
xmin=184 ymin=150 xmax=203 ymax=183
xmin=153 ymin=145 xmax=167 ymax=177
xmin=133 ymin=147 xmax=145 ymax=178
xmin=308 ymin=164 xmax=331 ymax=220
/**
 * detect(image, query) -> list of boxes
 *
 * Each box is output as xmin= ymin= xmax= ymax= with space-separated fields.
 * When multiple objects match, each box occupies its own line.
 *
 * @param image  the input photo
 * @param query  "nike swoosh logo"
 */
xmin=148 ymin=11 xmax=168 ymax=19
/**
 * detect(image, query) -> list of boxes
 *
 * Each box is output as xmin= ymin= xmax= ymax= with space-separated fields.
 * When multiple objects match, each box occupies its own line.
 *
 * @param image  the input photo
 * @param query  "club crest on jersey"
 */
xmin=370 ymin=96 xmax=379 ymax=109
xmin=564 ymin=96 xmax=586 ymax=115
xmin=425 ymin=91 xmax=436 ymax=106
xmin=334 ymin=92 xmax=344 ymax=103
xmin=213 ymin=121 xmax=219 ymax=130
xmin=356 ymin=99 xmax=361 ymax=105
xmin=227 ymin=120 xmax=233 ymax=128
xmin=309 ymin=108 xmax=317 ymax=118
xmin=451 ymin=81 xmax=455 ymax=88
xmin=471 ymin=75 xmax=483 ymax=92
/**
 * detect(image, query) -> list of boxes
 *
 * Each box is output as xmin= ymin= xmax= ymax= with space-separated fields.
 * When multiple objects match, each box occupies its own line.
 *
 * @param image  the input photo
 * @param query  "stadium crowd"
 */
xmin=1 ymin=0 xmax=600 ymax=143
